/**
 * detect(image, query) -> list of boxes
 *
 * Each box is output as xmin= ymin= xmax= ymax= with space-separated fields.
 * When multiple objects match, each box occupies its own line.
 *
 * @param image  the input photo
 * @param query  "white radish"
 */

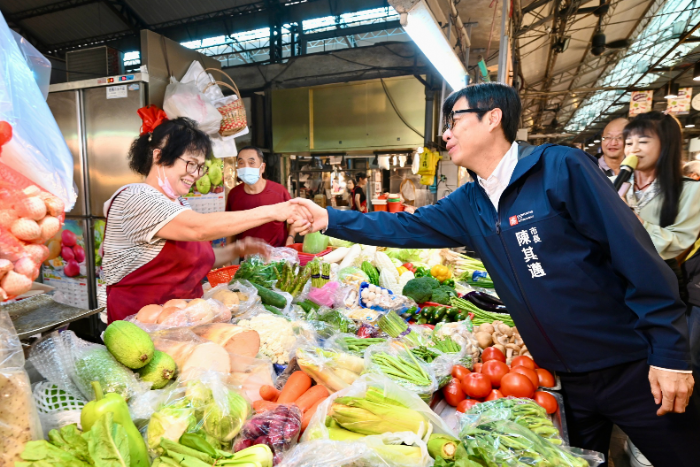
xmin=322 ymin=247 xmax=349 ymax=263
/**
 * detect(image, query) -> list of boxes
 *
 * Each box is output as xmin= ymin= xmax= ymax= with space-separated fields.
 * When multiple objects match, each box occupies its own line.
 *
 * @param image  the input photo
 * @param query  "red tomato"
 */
xmin=500 ymin=373 xmax=536 ymax=398
xmin=534 ymin=391 xmax=559 ymax=414
xmin=461 ymin=373 xmax=492 ymax=399
xmin=442 ymin=379 xmax=466 ymax=407
xmin=510 ymin=366 xmax=539 ymax=389
xmin=456 ymin=399 xmax=480 ymax=413
xmin=451 ymin=365 xmax=471 ymax=381
xmin=535 ymin=369 xmax=555 ymax=388
xmin=485 ymin=389 xmax=504 ymax=401
xmin=481 ymin=347 xmax=506 ymax=363
xmin=481 ymin=360 xmax=510 ymax=388
xmin=511 ymin=355 xmax=536 ymax=370
xmin=473 ymin=363 xmax=483 ymax=373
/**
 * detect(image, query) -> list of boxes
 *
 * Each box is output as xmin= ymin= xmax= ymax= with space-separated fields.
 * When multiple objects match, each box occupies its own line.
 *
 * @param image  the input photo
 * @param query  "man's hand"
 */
xmin=649 ymin=367 xmax=695 ymax=415
xmin=232 ymin=237 xmax=270 ymax=261
xmin=288 ymin=198 xmax=329 ymax=234
xmin=273 ymin=201 xmax=313 ymax=227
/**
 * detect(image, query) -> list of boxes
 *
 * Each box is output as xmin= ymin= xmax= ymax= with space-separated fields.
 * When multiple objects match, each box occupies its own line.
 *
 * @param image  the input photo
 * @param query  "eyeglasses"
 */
xmin=601 ymin=135 xmax=624 ymax=143
xmin=444 ymin=108 xmax=493 ymax=132
xmin=179 ymin=157 xmax=208 ymax=177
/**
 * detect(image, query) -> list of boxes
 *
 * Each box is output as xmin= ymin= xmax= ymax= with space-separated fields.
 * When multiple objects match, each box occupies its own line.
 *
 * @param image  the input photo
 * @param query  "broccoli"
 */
xmin=431 ymin=285 xmax=457 ymax=305
xmin=402 ymin=276 xmax=440 ymax=303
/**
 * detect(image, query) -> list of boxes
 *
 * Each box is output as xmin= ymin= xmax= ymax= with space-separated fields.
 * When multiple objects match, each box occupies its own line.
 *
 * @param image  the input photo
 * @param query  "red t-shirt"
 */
xmin=226 ymin=180 xmax=291 ymax=247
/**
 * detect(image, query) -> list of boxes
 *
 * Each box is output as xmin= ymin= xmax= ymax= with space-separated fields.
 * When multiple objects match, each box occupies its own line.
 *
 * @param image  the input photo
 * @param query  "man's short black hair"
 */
xmin=356 ymin=172 xmax=367 ymax=182
xmin=238 ymin=145 xmax=265 ymax=164
xmin=442 ymin=83 xmax=521 ymax=143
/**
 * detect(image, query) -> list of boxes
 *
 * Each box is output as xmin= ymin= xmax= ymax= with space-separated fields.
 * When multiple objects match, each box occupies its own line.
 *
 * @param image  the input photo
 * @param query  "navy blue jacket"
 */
xmin=326 ymin=143 xmax=691 ymax=372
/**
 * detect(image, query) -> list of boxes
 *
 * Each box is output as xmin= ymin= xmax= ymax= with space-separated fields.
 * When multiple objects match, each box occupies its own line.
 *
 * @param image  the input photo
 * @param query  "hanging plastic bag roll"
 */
xmin=0 ymin=15 xmax=75 ymax=209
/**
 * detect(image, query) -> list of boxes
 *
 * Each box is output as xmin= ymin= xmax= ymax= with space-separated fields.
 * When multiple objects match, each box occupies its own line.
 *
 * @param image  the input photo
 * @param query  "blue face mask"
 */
xmin=238 ymin=167 xmax=261 ymax=185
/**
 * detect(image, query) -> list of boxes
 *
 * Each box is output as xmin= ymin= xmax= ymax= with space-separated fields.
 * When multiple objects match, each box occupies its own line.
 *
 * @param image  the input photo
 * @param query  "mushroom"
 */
xmin=494 ymin=343 xmax=506 ymax=355
xmin=505 ymin=343 xmax=521 ymax=365
xmin=480 ymin=322 xmax=495 ymax=334
xmin=498 ymin=324 xmax=513 ymax=337
xmin=514 ymin=334 xmax=524 ymax=346
xmin=474 ymin=331 xmax=493 ymax=349
xmin=493 ymin=333 xmax=509 ymax=347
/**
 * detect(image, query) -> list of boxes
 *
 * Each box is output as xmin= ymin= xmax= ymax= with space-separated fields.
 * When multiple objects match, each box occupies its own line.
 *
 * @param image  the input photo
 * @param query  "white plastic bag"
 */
xmin=163 ymin=78 xmax=222 ymax=135
xmin=211 ymin=133 xmax=238 ymax=158
xmin=0 ymin=16 xmax=75 ymax=208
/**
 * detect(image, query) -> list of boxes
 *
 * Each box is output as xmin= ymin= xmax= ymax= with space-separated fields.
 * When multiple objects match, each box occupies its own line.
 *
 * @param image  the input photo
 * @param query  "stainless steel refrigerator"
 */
xmin=46 ymin=72 xmax=148 ymax=309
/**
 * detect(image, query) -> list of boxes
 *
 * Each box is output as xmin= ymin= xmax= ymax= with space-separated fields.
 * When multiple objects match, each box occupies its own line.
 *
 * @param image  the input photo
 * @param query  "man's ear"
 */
xmin=260 ymin=163 xmax=266 ymax=175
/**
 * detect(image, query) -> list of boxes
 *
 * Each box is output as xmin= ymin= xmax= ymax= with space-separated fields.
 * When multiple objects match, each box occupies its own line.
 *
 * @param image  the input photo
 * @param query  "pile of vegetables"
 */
xmin=402 ymin=276 xmax=456 ymax=306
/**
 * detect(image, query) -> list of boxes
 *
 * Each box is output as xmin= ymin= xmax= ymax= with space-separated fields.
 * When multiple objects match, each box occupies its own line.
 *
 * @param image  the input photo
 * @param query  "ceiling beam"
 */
xmin=100 ymin=0 xmax=149 ymax=33
xmin=4 ymin=0 xmax=97 ymax=22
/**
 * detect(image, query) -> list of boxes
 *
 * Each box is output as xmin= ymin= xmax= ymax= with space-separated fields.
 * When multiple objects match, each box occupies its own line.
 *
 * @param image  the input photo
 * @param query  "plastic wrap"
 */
xmin=126 ymin=298 xmax=232 ymax=332
xmin=0 ymin=310 xmax=43 ymax=465
xmin=32 ymin=381 xmax=87 ymax=432
xmin=337 ymin=266 xmax=369 ymax=288
xmin=359 ymin=282 xmax=417 ymax=313
xmin=332 ymin=284 xmax=359 ymax=309
xmin=203 ymin=280 xmax=259 ymax=315
xmin=234 ymin=258 xmax=284 ymax=289
xmin=235 ymin=311 xmax=300 ymax=364
xmin=163 ymin=78 xmax=222 ymax=135
xmin=144 ymin=371 xmax=251 ymax=454
xmin=363 ymin=341 xmax=437 ymax=399
xmin=459 ymin=410 xmax=604 ymax=467
xmin=0 ymin=15 xmax=75 ymax=209
xmin=278 ymin=432 xmax=431 ymax=467
xmin=432 ymin=320 xmax=480 ymax=366
xmin=308 ymin=281 xmax=339 ymax=308
xmin=296 ymin=345 xmax=364 ymax=393
xmin=267 ymin=247 xmax=300 ymax=265
xmin=305 ymin=307 xmax=358 ymax=339
xmin=234 ymin=404 xmax=303 ymax=465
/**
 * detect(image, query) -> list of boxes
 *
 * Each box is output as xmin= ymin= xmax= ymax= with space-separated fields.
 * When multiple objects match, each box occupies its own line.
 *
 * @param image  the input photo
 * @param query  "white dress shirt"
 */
xmin=477 ymin=141 xmax=519 ymax=209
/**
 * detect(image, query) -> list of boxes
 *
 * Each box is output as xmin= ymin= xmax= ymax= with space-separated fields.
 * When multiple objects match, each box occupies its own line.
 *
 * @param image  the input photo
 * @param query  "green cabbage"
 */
xmin=146 ymin=406 xmax=197 ymax=452
xmin=201 ymin=390 xmax=250 ymax=442
xmin=384 ymin=248 xmax=423 ymax=264
xmin=302 ymin=232 xmax=329 ymax=254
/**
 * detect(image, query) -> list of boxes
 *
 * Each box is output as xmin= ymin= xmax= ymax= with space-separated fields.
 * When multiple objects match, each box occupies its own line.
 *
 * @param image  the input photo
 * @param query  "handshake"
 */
xmin=277 ymin=198 xmax=329 ymax=236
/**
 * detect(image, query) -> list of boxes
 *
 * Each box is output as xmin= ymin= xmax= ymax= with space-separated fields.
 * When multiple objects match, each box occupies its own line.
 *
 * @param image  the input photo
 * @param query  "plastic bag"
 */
xmin=203 ymin=281 xmax=259 ymax=315
xmin=32 ymin=381 xmax=87 ymax=432
xmin=305 ymin=307 xmax=358 ymax=339
xmin=0 ymin=16 xmax=75 ymax=209
xmin=432 ymin=321 xmax=480 ymax=365
xmin=308 ymin=282 xmax=339 ymax=308
xmin=144 ymin=370 xmax=251 ymax=454
xmin=0 ymin=310 xmax=43 ymax=464
xmin=296 ymin=345 xmax=364 ymax=393
xmin=211 ymin=133 xmax=238 ymax=159
xmin=459 ymin=410 xmax=604 ymax=467
xmin=302 ymin=232 xmax=329 ymax=254
xmin=235 ymin=311 xmax=299 ymax=364
xmin=279 ymin=432 xmax=431 ymax=467
xmin=363 ymin=341 xmax=437 ymax=399
xmin=125 ymin=298 xmax=232 ymax=332
xmin=332 ymin=283 xmax=359 ymax=309
xmin=10 ymin=31 xmax=51 ymax=100
xmin=181 ymin=60 xmax=226 ymax=102
xmin=234 ymin=258 xmax=284 ymax=289
xmin=163 ymin=78 xmax=222 ymax=135
xmin=234 ymin=404 xmax=303 ymax=465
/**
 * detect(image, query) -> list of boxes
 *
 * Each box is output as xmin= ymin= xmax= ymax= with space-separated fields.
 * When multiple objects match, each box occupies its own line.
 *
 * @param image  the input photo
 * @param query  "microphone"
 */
xmin=613 ymin=155 xmax=638 ymax=191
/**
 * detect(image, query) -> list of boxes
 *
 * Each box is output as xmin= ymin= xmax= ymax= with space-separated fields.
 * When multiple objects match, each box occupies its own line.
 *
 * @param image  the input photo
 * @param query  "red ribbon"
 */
xmin=137 ymin=105 xmax=168 ymax=136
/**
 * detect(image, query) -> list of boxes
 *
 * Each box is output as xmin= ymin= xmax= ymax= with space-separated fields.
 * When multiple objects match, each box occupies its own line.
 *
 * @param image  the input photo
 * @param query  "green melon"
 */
xmin=103 ymin=321 xmax=154 ymax=369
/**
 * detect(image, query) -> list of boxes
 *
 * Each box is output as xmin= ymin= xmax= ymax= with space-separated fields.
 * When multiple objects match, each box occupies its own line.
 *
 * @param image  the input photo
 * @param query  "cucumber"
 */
xmin=361 ymin=261 xmax=380 ymax=286
xmin=250 ymin=282 xmax=287 ymax=308
xmin=264 ymin=304 xmax=284 ymax=315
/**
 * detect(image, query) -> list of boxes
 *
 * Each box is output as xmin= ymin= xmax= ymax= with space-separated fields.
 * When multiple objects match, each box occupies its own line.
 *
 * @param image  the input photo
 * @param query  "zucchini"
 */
xmin=251 ymin=282 xmax=287 ymax=308
xmin=433 ymin=307 xmax=447 ymax=321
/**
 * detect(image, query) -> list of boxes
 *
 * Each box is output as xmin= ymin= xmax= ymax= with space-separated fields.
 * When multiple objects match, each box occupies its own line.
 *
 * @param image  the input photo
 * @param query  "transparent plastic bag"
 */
xmin=11 ymin=31 xmax=51 ymax=100
xmin=305 ymin=307 xmax=358 ymax=340
xmin=0 ymin=310 xmax=43 ymax=464
xmin=235 ymin=311 xmax=299 ymax=365
xmin=279 ymin=432 xmax=431 ymax=467
xmin=234 ymin=404 xmax=303 ymax=465
xmin=307 ymin=281 xmax=339 ymax=308
xmin=32 ymin=381 xmax=87 ymax=432
xmin=459 ymin=411 xmax=604 ymax=467
xmin=296 ymin=345 xmax=364 ymax=393
xmin=432 ymin=320 xmax=480 ymax=366
xmin=144 ymin=370 xmax=251 ymax=454
xmin=0 ymin=16 xmax=75 ymax=209
xmin=126 ymin=298 xmax=232 ymax=332
xmin=163 ymin=78 xmax=222 ymax=135
xmin=203 ymin=281 xmax=259 ymax=315
xmin=363 ymin=341 xmax=437 ymax=399
xmin=332 ymin=284 xmax=359 ymax=309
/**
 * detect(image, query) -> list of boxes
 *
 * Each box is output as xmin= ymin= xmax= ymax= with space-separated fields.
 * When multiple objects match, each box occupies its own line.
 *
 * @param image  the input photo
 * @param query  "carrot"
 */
xmin=277 ymin=371 xmax=312 ymax=403
xmin=301 ymin=396 xmax=328 ymax=433
xmin=293 ymin=385 xmax=329 ymax=413
xmin=259 ymin=385 xmax=280 ymax=402
xmin=253 ymin=400 xmax=279 ymax=413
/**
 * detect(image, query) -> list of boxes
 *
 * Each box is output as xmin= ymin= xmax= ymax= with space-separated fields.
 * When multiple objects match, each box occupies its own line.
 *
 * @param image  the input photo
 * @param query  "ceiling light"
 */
xmin=694 ymin=62 xmax=700 ymax=81
xmin=390 ymin=0 xmax=467 ymax=91
xmin=665 ymin=82 xmax=680 ymax=99
xmin=593 ymin=138 xmax=601 ymax=143
xmin=588 ymin=143 xmax=595 ymax=147
xmin=685 ymin=123 xmax=695 ymax=128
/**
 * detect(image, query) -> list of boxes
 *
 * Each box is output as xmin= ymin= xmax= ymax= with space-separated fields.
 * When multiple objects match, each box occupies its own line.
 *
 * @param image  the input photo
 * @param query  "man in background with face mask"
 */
xmin=226 ymin=146 xmax=292 ymax=247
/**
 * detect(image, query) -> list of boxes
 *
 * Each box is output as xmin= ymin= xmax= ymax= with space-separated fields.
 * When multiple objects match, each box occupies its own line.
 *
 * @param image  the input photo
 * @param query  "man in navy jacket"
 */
xmin=291 ymin=83 xmax=697 ymax=466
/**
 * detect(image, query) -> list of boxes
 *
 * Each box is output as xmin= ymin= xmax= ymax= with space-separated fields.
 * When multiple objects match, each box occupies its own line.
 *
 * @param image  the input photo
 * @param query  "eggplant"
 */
xmin=464 ymin=291 xmax=509 ymax=313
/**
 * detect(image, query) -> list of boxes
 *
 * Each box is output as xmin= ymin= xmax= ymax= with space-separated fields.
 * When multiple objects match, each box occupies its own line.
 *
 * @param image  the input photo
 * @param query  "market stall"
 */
xmin=2 ymin=236 xmax=605 ymax=467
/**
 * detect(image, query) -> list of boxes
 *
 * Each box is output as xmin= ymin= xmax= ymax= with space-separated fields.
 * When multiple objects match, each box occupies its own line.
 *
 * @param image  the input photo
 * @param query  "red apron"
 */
xmin=105 ymin=189 xmax=215 ymax=323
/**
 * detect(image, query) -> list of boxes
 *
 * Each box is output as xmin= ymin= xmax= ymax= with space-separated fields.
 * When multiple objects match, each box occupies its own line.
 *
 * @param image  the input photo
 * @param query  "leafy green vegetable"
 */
xmin=19 ymin=440 xmax=91 ymax=467
xmin=385 ymin=248 xmax=423 ymax=264
xmin=146 ymin=405 xmax=197 ymax=452
xmin=201 ymin=390 xmax=249 ymax=443
xmin=232 ymin=258 xmax=284 ymax=288
xmin=48 ymin=424 xmax=92 ymax=465
xmin=82 ymin=412 xmax=130 ymax=467
xmin=402 ymin=276 xmax=440 ymax=303
xmin=307 ymin=308 xmax=358 ymax=338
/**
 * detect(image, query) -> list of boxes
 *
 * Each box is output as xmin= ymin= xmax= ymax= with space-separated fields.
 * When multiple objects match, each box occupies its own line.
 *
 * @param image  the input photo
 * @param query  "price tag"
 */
xmin=106 ymin=85 xmax=128 ymax=99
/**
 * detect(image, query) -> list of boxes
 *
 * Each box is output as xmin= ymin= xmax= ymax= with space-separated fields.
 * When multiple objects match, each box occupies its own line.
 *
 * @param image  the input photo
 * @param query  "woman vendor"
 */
xmin=102 ymin=117 xmax=310 ymax=323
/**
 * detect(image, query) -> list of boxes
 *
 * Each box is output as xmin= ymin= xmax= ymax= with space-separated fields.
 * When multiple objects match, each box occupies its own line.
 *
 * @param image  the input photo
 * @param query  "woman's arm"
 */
xmin=156 ymin=202 xmax=311 ymax=242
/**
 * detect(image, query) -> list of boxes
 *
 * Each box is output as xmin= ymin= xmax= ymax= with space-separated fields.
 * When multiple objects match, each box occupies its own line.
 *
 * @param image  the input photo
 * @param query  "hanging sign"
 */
xmin=629 ymin=90 xmax=653 ymax=116
xmin=666 ymin=87 xmax=693 ymax=115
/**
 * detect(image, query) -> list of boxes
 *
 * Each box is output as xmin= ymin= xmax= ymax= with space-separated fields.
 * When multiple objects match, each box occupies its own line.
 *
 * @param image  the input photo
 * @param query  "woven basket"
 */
xmin=204 ymin=68 xmax=247 ymax=136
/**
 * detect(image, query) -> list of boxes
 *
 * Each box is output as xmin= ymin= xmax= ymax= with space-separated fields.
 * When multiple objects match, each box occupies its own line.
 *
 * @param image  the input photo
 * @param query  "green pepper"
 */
xmin=442 ymin=278 xmax=456 ymax=288
xmin=414 ymin=267 xmax=429 ymax=278
xmin=81 ymin=381 xmax=150 ymax=467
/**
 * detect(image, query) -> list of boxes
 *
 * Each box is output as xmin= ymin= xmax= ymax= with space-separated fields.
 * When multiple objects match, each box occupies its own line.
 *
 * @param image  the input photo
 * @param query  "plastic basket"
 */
xmin=206 ymin=265 xmax=240 ymax=287
xmin=287 ymin=243 xmax=332 ymax=266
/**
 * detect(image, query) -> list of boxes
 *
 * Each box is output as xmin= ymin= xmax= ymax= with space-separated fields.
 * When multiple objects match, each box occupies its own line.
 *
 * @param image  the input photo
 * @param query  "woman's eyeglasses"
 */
xmin=179 ymin=157 xmax=208 ymax=177
xmin=444 ymin=108 xmax=493 ymax=132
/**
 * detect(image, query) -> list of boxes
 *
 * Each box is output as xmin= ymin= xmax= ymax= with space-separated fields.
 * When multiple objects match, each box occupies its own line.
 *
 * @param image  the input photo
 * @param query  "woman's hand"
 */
xmin=273 ymin=201 xmax=314 ymax=226
xmin=232 ymin=237 xmax=270 ymax=260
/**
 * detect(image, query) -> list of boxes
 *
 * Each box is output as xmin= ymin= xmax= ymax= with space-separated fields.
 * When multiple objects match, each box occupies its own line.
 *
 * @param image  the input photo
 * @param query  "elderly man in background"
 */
xmin=599 ymin=118 xmax=629 ymax=177
xmin=683 ymin=161 xmax=700 ymax=180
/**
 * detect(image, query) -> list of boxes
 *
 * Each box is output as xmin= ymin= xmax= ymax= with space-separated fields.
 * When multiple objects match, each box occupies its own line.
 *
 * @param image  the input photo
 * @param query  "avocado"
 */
xmin=103 ymin=321 xmax=154 ymax=369
xmin=138 ymin=350 xmax=176 ymax=389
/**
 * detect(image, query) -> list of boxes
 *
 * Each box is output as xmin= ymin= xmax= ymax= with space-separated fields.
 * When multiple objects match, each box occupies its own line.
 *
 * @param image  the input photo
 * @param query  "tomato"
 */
xmin=442 ymin=379 xmax=466 ymax=407
xmin=481 ymin=347 xmax=506 ymax=363
xmin=511 ymin=355 xmax=536 ymax=370
xmin=536 ymin=369 xmax=555 ymax=388
xmin=510 ymin=366 xmax=539 ymax=389
xmin=481 ymin=360 xmax=510 ymax=388
xmin=534 ymin=391 xmax=559 ymax=414
xmin=500 ymin=372 xmax=536 ymax=398
xmin=451 ymin=365 xmax=471 ymax=381
xmin=456 ymin=399 xmax=480 ymax=413
xmin=473 ymin=363 xmax=483 ymax=373
xmin=461 ymin=372 xmax=492 ymax=399
xmin=485 ymin=389 xmax=504 ymax=401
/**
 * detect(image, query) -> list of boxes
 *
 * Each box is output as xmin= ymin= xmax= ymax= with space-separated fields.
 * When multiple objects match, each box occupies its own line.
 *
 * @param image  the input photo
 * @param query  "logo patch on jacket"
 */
xmin=509 ymin=216 xmax=518 ymax=226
